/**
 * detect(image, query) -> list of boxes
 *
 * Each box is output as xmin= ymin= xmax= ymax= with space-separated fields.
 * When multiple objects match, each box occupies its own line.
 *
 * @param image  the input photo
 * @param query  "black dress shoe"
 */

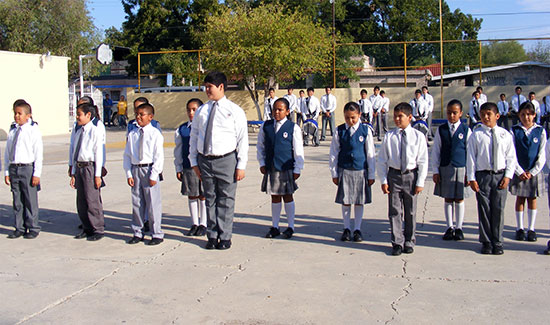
xmin=216 ymin=239 xmax=232 ymax=250
xmin=205 ymin=238 xmax=218 ymax=250
xmin=87 ymin=233 xmax=104 ymax=241
xmin=265 ymin=227 xmax=280 ymax=238
xmin=186 ymin=225 xmax=199 ymax=236
xmin=392 ymin=245 xmax=402 ymax=256
xmin=544 ymin=240 xmax=550 ymax=255
xmin=353 ymin=230 xmax=363 ymax=242
xmin=492 ymin=245 xmax=504 ymax=255
xmin=527 ymin=230 xmax=537 ymax=242
xmin=453 ymin=228 xmax=464 ymax=241
xmin=341 ymin=228 xmax=351 ymax=241
xmin=74 ymin=231 xmax=88 ymax=239
xmin=78 ymin=224 xmax=83 ymax=229
xmin=515 ymin=229 xmax=526 ymax=241
xmin=195 ymin=225 xmax=207 ymax=236
xmin=481 ymin=243 xmax=492 ymax=254
xmin=148 ymin=238 xmax=164 ymax=246
xmin=403 ymin=246 xmax=414 ymax=254
xmin=443 ymin=227 xmax=454 ymax=240
xmin=142 ymin=220 xmax=150 ymax=233
xmin=8 ymin=230 xmax=24 ymax=239
xmin=281 ymin=227 xmax=294 ymax=239
xmin=127 ymin=236 xmax=143 ymax=244
xmin=23 ymin=231 xmax=39 ymax=239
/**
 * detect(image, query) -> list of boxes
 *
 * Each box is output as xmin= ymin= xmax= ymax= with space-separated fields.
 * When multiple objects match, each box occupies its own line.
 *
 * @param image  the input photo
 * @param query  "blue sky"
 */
xmin=87 ymin=0 xmax=550 ymax=48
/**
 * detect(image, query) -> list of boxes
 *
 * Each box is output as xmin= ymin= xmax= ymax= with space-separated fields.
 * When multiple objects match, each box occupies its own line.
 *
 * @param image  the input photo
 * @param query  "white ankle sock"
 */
xmin=188 ymin=198 xmax=199 ymax=225
xmin=455 ymin=201 xmax=465 ymax=229
xmin=199 ymin=199 xmax=207 ymax=226
xmin=444 ymin=202 xmax=454 ymax=228
xmin=353 ymin=205 xmax=364 ymax=231
xmin=516 ymin=211 xmax=524 ymax=230
xmin=342 ymin=205 xmax=351 ymax=229
xmin=528 ymin=209 xmax=537 ymax=231
xmin=272 ymin=202 xmax=282 ymax=228
xmin=284 ymin=201 xmax=295 ymax=229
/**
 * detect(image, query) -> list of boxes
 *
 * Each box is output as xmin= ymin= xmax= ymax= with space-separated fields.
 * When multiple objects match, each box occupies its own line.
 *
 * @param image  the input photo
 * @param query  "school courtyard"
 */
xmin=1 ymin=129 xmax=549 ymax=324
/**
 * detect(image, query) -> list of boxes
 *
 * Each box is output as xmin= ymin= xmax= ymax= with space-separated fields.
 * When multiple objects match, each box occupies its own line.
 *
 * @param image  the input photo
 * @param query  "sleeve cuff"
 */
xmin=126 ymin=170 xmax=133 ymax=178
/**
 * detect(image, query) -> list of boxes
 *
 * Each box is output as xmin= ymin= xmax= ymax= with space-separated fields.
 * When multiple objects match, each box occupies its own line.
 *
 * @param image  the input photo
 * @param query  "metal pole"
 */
xmin=198 ymin=50 xmax=201 ymax=88
xmin=332 ymin=0 xmax=336 ymax=88
xmin=79 ymin=55 xmax=84 ymax=97
xmin=138 ymin=53 xmax=141 ymax=92
xmin=439 ymin=0 xmax=444 ymax=116
xmin=404 ymin=43 xmax=407 ymax=87
xmin=479 ymin=41 xmax=483 ymax=86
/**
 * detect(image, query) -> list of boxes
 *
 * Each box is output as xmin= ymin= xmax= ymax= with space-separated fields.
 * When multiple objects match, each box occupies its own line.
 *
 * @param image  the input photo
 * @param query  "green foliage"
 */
xmin=153 ymin=51 xmax=201 ymax=87
xmin=527 ymin=41 xmax=550 ymax=64
xmin=0 ymin=0 xmax=100 ymax=76
xmin=482 ymin=41 xmax=528 ymax=66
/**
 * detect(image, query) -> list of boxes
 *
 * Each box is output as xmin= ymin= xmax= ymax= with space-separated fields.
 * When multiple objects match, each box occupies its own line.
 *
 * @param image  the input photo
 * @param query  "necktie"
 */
xmin=138 ymin=128 xmax=144 ymax=161
xmin=203 ymin=102 xmax=218 ymax=154
xmin=400 ymin=129 xmax=407 ymax=173
xmin=491 ymin=128 xmax=499 ymax=172
xmin=73 ymin=128 xmax=84 ymax=163
xmin=10 ymin=126 xmax=21 ymax=162
xmin=450 ymin=123 xmax=455 ymax=135
xmin=517 ymin=95 xmax=520 ymax=111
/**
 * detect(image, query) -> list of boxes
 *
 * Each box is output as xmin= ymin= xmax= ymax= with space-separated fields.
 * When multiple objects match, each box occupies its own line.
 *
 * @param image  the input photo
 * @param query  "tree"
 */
xmin=197 ymin=3 xmax=332 ymax=119
xmin=528 ymin=41 xmax=550 ymax=64
xmin=482 ymin=41 xmax=528 ymax=66
xmin=0 ymin=0 xmax=99 ymax=76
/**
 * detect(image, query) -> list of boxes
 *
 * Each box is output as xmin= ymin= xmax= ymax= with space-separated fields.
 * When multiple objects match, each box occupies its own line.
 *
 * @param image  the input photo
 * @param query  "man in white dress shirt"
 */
xmin=510 ymin=86 xmax=527 ymax=126
xmin=497 ymin=93 xmax=509 ymax=130
xmin=263 ymin=88 xmax=278 ymax=121
xmin=421 ymin=86 xmax=434 ymax=140
xmin=283 ymin=87 xmax=298 ymax=123
xmin=320 ymin=87 xmax=337 ymax=141
xmin=409 ymin=89 xmax=428 ymax=122
xmin=370 ymin=86 xmax=383 ymax=140
xmin=358 ymin=89 xmax=372 ymax=124
xmin=528 ymin=91 xmax=541 ymax=124
xmin=302 ymin=87 xmax=321 ymax=146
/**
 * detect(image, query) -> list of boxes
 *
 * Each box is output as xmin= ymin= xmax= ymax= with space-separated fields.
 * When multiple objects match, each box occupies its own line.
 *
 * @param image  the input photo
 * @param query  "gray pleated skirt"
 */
xmin=433 ymin=165 xmax=472 ymax=199
xmin=509 ymin=172 xmax=543 ymax=198
xmin=261 ymin=168 xmax=298 ymax=195
xmin=335 ymin=168 xmax=372 ymax=205
xmin=180 ymin=168 xmax=203 ymax=196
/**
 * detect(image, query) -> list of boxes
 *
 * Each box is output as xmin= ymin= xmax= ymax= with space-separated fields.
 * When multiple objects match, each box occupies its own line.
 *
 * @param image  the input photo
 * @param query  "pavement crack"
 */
xmin=385 ymin=258 xmax=413 ymax=325
xmin=196 ymin=258 xmax=251 ymax=303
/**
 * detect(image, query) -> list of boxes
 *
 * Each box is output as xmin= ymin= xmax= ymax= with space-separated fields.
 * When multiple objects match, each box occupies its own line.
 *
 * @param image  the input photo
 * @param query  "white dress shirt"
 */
xmin=329 ymin=121 xmax=375 ymax=179
xmin=466 ymin=124 xmax=517 ymax=181
xmin=256 ymin=117 xmax=304 ymax=174
xmin=541 ymin=103 xmax=549 ymax=117
xmin=320 ymin=93 xmax=337 ymax=113
xmin=69 ymin=119 xmax=106 ymax=168
xmin=123 ymin=123 xmax=164 ymax=181
xmin=422 ymin=93 xmax=434 ymax=114
xmin=513 ymin=124 xmax=546 ymax=176
xmin=4 ymin=119 xmax=43 ymax=177
xmin=357 ymin=98 xmax=373 ymax=122
xmin=377 ymin=125 xmax=429 ymax=187
xmin=283 ymin=94 xmax=298 ymax=113
xmin=469 ymin=99 xmax=482 ymax=123
xmin=189 ymin=96 xmax=249 ymax=170
xmin=70 ymin=121 xmax=104 ymax=177
xmin=497 ymin=100 xmax=509 ymax=116
xmin=409 ymin=98 xmax=428 ymax=121
xmin=298 ymin=97 xmax=307 ymax=116
xmin=510 ymin=94 xmax=527 ymax=113
xmin=381 ymin=96 xmax=390 ymax=113
xmin=431 ymin=121 xmax=471 ymax=170
xmin=302 ymin=95 xmax=320 ymax=120
xmin=473 ymin=93 xmax=488 ymax=106
xmin=530 ymin=99 xmax=541 ymax=123
xmin=369 ymin=94 xmax=383 ymax=113
xmin=174 ymin=121 xmax=191 ymax=173
xmin=263 ymin=96 xmax=279 ymax=121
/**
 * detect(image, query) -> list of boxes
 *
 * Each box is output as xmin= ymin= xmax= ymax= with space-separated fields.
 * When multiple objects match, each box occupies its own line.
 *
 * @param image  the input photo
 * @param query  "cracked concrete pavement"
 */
xmin=1 ymin=129 xmax=550 ymax=324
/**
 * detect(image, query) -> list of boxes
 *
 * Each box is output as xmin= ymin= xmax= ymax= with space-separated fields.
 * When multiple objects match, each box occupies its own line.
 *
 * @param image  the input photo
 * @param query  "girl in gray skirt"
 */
xmin=329 ymin=102 xmax=375 ymax=242
xmin=175 ymin=98 xmax=207 ymax=237
xmin=257 ymin=98 xmax=304 ymax=239
xmin=510 ymin=101 xmax=547 ymax=242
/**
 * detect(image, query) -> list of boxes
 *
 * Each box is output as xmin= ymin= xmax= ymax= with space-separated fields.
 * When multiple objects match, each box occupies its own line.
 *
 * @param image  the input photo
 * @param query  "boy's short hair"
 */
xmin=187 ymin=98 xmax=203 ymax=108
xmin=415 ymin=89 xmax=422 ymax=95
xmin=137 ymin=103 xmax=155 ymax=115
xmin=287 ymin=87 xmax=294 ymax=91
xmin=476 ymin=86 xmax=483 ymax=91
xmin=421 ymin=86 xmax=428 ymax=91
xmin=519 ymin=101 xmax=536 ymax=114
xmin=529 ymin=91 xmax=535 ymax=96
xmin=299 ymin=90 xmax=305 ymax=94
xmin=447 ymin=99 xmax=463 ymax=111
xmin=394 ymin=102 xmax=413 ymax=116
xmin=274 ymin=98 xmax=290 ymax=110
xmin=77 ymin=103 xmax=95 ymax=116
xmin=515 ymin=86 xmax=522 ymax=91
xmin=325 ymin=86 xmax=331 ymax=91
xmin=472 ymin=91 xmax=480 ymax=96
xmin=360 ymin=89 xmax=367 ymax=95
xmin=269 ymin=87 xmax=275 ymax=92
xmin=480 ymin=102 xmax=498 ymax=114
xmin=373 ymin=85 xmax=380 ymax=91
xmin=134 ymin=97 xmax=149 ymax=106
xmin=13 ymin=99 xmax=32 ymax=114
xmin=380 ymin=90 xmax=386 ymax=95
xmin=499 ymin=93 xmax=506 ymax=98
xmin=306 ymin=87 xmax=314 ymax=93
xmin=204 ymin=71 xmax=227 ymax=90
xmin=343 ymin=101 xmax=361 ymax=113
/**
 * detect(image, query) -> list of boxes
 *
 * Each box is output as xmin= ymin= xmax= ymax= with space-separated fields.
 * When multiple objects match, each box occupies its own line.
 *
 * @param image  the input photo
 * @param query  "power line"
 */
xmin=471 ymin=11 xmax=550 ymax=16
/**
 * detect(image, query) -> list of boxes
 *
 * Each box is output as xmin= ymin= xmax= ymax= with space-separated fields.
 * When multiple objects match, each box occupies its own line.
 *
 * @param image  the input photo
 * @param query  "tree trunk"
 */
xmin=244 ymin=79 xmax=262 ymax=120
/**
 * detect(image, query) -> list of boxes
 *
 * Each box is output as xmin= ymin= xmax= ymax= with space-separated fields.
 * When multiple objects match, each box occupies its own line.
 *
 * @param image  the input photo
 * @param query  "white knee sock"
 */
xmin=284 ymin=201 xmax=295 ymax=229
xmin=516 ymin=211 xmax=524 ymax=230
xmin=455 ymin=201 xmax=465 ymax=229
xmin=354 ymin=205 xmax=364 ymax=231
xmin=199 ymin=199 xmax=207 ymax=226
xmin=188 ymin=198 xmax=199 ymax=225
xmin=528 ymin=209 xmax=537 ymax=231
xmin=444 ymin=202 xmax=454 ymax=228
xmin=272 ymin=202 xmax=282 ymax=228
xmin=342 ymin=205 xmax=351 ymax=229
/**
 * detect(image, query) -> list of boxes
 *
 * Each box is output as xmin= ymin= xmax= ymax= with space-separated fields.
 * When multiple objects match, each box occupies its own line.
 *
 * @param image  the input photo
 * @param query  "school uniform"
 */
xmin=422 ymin=92 xmax=434 ymax=139
xmin=71 ymin=120 xmax=105 ymax=236
xmin=370 ymin=94 xmax=383 ymax=139
xmin=469 ymin=98 xmax=482 ymax=128
xmin=263 ymin=96 xmax=278 ymax=121
xmin=4 ymin=119 xmax=43 ymax=235
xmin=296 ymin=96 xmax=307 ymax=126
xmin=320 ymin=93 xmax=337 ymax=141
xmin=510 ymin=94 xmax=527 ymax=125
xmin=123 ymin=123 xmax=164 ymax=239
xmin=302 ymin=95 xmax=321 ymax=146
xmin=530 ymin=99 xmax=541 ymax=124
xmin=127 ymin=119 xmax=162 ymax=134
xmin=509 ymin=124 xmax=546 ymax=198
xmin=380 ymin=96 xmax=390 ymax=135
xmin=189 ymin=96 xmax=248 ymax=244
xmin=358 ymin=98 xmax=373 ymax=124
xmin=283 ymin=93 xmax=298 ymax=122
xmin=466 ymin=124 xmax=516 ymax=251
xmin=409 ymin=97 xmax=428 ymax=121
xmin=377 ymin=125 xmax=429 ymax=250
xmin=497 ymin=100 xmax=510 ymax=130
xmin=541 ymin=102 xmax=550 ymax=136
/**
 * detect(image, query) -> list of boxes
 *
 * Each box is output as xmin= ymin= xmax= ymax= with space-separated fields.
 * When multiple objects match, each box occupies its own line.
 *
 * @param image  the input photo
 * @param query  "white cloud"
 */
xmin=517 ymin=0 xmax=550 ymax=11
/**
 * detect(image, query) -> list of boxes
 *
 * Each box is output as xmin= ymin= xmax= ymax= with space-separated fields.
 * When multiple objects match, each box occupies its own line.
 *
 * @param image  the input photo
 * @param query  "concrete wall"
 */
xmin=0 ymin=50 xmax=70 ymax=138
xmin=127 ymin=85 xmax=550 ymax=129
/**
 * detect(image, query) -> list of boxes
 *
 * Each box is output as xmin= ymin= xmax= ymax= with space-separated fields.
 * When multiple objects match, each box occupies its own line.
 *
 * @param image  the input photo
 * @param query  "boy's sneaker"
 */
xmin=515 ymin=229 xmax=526 ymax=241
xmin=453 ymin=228 xmax=464 ymax=241
xmin=527 ymin=230 xmax=537 ymax=242
xmin=341 ymin=228 xmax=351 ymax=241
xmin=443 ymin=227 xmax=454 ymax=240
xmin=265 ymin=227 xmax=280 ymax=238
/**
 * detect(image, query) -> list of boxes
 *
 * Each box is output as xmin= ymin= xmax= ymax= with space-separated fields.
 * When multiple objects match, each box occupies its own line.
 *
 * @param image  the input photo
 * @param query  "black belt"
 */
xmin=76 ymin=161 xmax=94 ymax=168
xmin=389 ymin=167 xmax=418 ymax=175
xmin=10 ymin=163 xmax=33 ymax=167
xmin=478 ymin=169 xmax=505 ymax=175
xmin=200 ymin=151 xmax=235 ymax=160
xmin=133 ymin=163 xmax=153 ymax=167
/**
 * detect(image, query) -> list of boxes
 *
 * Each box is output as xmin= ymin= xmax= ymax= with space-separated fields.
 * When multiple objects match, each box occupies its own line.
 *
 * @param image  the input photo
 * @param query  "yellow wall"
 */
xmin=0 ymin=50 xmax=70 ymax=138
xmin=127 ymin=85 xmax=550 ymax=129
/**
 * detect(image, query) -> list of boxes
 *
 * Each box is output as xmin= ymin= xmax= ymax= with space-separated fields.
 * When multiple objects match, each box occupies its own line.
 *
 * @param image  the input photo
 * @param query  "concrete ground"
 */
xmin=1 ymin=128 xmax=550 ymax=324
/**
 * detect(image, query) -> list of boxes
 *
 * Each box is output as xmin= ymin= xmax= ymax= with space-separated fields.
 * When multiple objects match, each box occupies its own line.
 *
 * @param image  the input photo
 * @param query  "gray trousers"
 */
xmin=380 ymin=111 xmax=388 ymax=136
xmin=427 ymin=112 xmax=433 ymax=139
xmin=387 ymin=168 xmax=418 ymax=248
xmin=131 ymin=166 xmax=163 ymax=238
xmin=498 ymin=116 xmax=509 ymax=131
xmin=75 ymin=164 xmax=104 ymax=235
xmin=199 ymin=153 xmax=238 ymax=241
xmin=475 ymin=171 xmax=507 ymax=246
xmin=373 ymin=112 xmax=381 ymax=137
xmin=321 ymin=113 xmax=335 ymax=140
xmin=9 ymin=164 xmax=40 ymax=233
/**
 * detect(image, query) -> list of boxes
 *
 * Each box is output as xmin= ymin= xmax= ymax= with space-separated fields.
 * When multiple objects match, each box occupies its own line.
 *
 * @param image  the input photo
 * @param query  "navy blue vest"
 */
xmin=337 ymin=123 xmax=370 ymax=170
xmin=264 ymin=119 xmax=295 ymax=171
xmin=439 ymin=122 xmax=468 ymax=167
xmin=178 ymin=122 xmax=192 ymax=169
xmin=512 ymin=125 xmax=543 ymax=171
